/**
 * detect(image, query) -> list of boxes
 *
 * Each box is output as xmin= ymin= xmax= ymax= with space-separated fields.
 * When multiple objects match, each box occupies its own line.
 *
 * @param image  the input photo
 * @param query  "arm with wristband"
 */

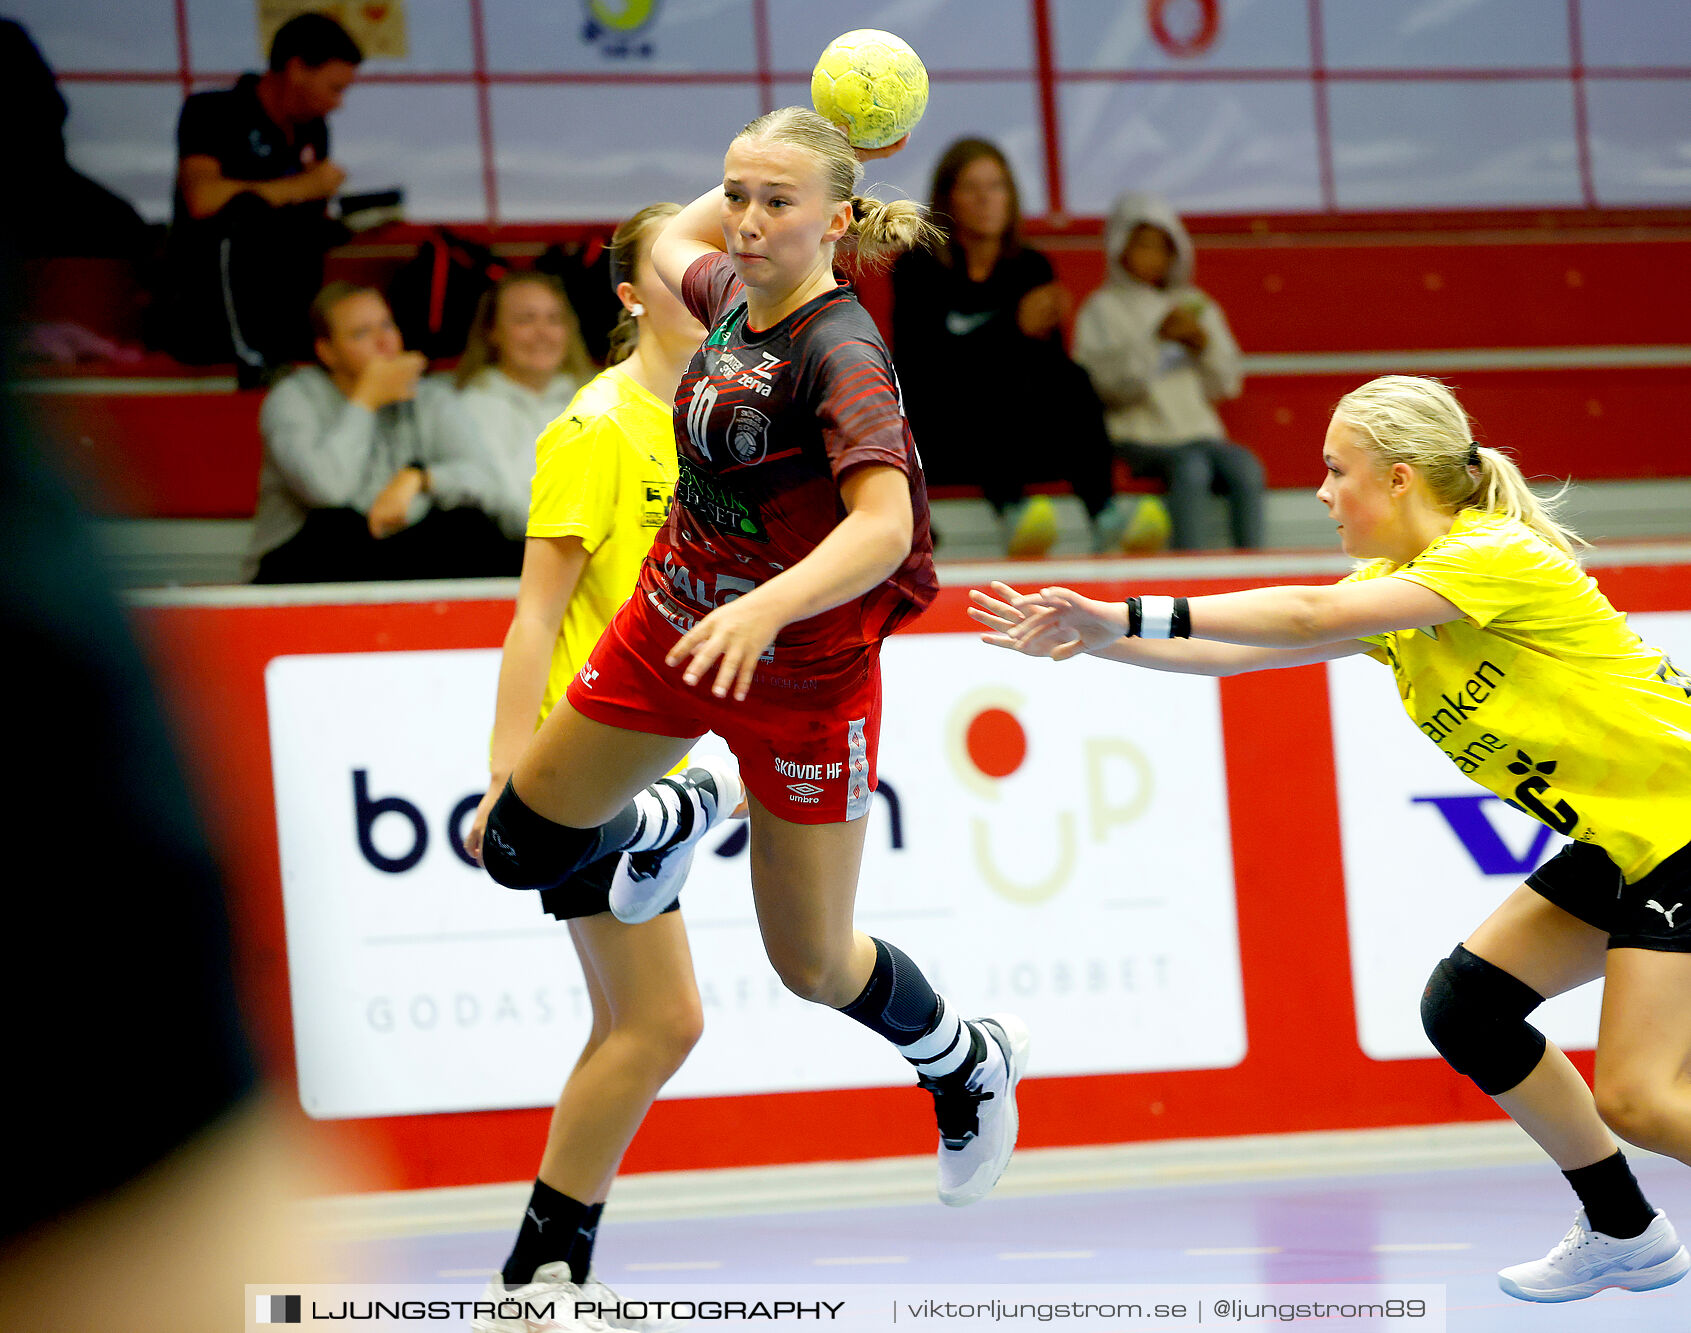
xmin=969 ymin=577 xmax=1458 ymax=675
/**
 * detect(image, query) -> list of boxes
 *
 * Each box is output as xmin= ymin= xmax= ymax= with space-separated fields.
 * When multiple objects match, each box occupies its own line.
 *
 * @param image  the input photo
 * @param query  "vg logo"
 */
xmin=1412 ymin=793 xmax=1567 ymax=877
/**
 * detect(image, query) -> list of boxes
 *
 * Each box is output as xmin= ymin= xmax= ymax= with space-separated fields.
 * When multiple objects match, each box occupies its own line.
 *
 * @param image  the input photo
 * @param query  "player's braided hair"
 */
xmin=736 ymin=106 xmax=942 ymax=270
xmin=1336 ymin=375 xmax=1584 ymax=554
xmin=606 ymin=202 xmax=682 ymax=366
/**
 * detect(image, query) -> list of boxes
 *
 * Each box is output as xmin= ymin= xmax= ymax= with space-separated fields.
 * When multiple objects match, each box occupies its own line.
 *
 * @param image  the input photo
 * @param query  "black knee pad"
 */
xmin=1420 ymin=944 xmax=1548 ymax=1096
xmin=481 ymin=780 xmax=600 ymax=890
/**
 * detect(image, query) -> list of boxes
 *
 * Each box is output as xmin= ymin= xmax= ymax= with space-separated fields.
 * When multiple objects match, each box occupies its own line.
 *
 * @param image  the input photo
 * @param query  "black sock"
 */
xmin=502 ymin=1180 xmax=589 ymax=1289
xmin=1564 ymin=1150 xmax=1654 ymax=1239
xmin=567 ymin=1201 xmax=606 ymax=1284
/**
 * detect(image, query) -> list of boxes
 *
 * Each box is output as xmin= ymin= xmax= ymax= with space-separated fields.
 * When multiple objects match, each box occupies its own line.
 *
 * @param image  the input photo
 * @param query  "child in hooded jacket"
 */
xmin=1072 ymin=192 xmax=1265 ymax=551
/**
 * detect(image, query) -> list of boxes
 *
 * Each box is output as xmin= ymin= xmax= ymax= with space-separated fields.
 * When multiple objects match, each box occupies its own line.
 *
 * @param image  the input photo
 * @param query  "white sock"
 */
xmin=899 ymin=1000 xmax=973 ymax=1080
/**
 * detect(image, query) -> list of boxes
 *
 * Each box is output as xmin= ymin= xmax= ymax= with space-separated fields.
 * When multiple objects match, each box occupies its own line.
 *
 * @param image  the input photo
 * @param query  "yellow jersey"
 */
xmin=526 ymin=364 xmax=676 ymax=722
xmin=1346 ymin=509 xmax=1691 ymax=881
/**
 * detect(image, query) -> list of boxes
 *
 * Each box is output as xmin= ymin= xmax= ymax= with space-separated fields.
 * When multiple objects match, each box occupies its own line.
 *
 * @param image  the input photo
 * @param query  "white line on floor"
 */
xmin=1185 ymin=1246 xmax=1284 ymax=1256
xmin=813 ymin=1256 xmax=911 ymax=1266
xmin=999 ymin=1250 xmax=1098 ymax=1260
xmin=1371 ymin=1242 xmax=1474 ymax=1252
xmin=623 ymin=1261 xmax=724 ymax=1271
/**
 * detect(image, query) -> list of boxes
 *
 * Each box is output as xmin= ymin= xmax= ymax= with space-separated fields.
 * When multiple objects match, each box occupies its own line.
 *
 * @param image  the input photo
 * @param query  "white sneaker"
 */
xmin=471 ymin=1264 xmax=613 ymax=1332
xmin=579 ymin=1273 xmax=679 ymax=1332
xmin=921 ymin=1013 xmax=1029 ymax=1207
xmin=609 ymin=758 xmax=747 ymax=925
xmin=1498 ymin=1209 xmax=1690 ymax=1302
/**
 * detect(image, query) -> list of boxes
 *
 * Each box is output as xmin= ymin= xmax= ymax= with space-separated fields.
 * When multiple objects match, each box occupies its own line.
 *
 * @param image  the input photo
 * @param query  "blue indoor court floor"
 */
xmin=316 ymin=1125 xmax=1691 ymax=1331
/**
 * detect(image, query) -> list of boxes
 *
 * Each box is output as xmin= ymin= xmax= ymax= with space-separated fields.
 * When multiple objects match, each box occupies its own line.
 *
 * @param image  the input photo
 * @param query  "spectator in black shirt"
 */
xmin=891 ymin=137 xmax=1143 ymax=557
xmin=0 ymin=18 xmax=151 ymax=261
xmin=160 ymin=13 xmax=361 ymax=384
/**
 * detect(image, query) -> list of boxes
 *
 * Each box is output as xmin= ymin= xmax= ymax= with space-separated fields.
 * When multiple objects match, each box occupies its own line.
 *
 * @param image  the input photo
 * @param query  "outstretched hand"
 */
xmin=968 ymin=581 xmax=1126 ymax=661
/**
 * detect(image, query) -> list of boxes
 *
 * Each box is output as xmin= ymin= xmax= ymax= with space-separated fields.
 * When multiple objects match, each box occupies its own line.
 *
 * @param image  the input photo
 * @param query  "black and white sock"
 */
xmin=839 ymin=938 xmax=980 ymax=1082
xmin=502 ymin=1180 xmax=589 ymax=1290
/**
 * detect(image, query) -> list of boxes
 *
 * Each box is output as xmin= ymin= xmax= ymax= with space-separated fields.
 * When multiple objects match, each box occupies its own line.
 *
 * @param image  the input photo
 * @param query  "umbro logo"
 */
xmin=787 ymin=782 xmax=824 ymax=797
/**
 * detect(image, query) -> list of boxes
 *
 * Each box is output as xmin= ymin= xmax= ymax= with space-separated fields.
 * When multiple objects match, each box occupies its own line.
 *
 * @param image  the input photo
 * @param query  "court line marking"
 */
xmin=624 ymin=1261 xmax=724 ymax=1271
xmin=999 ymin=1250 xmax=1098 ymax=1260
xmin=1371 ymin=1242 xmax=1474 ymax=1252
xmin=813 ymin=1256 xmax=911 ymax=1266
xmin=1185 ymin=1246 xmax=1284 ymax=1256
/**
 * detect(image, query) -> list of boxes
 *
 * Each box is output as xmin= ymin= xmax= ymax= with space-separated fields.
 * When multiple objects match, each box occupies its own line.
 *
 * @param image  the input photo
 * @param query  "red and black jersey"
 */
xmin=638 ymin=252 xmax=937 ymax=672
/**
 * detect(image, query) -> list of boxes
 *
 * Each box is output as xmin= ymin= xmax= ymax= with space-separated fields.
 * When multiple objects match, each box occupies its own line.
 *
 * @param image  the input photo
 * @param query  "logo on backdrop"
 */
xmin=350 ymin=769 xmax=905 ymax=874
xmin=581 ymin=0 xmax=660 ymax=57
xmin=944 ymin=686 xmax=1152 ymax=905
xmin=1411 ymin=793 xmax=1562 ymax=877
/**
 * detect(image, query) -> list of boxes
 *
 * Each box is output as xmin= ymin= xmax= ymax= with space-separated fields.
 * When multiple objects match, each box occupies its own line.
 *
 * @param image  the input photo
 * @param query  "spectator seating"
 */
xmin=16 ymin=212 xmax=1691 ymax=574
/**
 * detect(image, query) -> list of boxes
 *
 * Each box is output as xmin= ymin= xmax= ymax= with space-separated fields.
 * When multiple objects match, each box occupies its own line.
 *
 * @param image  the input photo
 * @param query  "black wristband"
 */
xmin=1170 ymin=596 xmax=1191 ymax=639
xmin=1124 ymin=597 xmax=1143 ymax=638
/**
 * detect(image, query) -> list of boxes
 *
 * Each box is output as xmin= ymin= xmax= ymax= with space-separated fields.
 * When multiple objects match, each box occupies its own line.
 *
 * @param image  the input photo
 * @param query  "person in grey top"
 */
xmin=248 ymin=282 xmax=520 ymax=582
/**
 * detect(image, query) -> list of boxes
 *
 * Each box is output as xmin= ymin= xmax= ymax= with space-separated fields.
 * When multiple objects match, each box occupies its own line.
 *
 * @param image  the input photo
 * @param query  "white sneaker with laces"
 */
xmin=920 ymin=1013 xmax=1029 ymax=1207
xmin=609 ymin=758 xmax=747 ymax=925
xmin=471 ymin=1264 xmax=613 ymax=1332
xmin=578 ymin=1273 xmax=680 ymax=1332
xmin=1498 ymin=1209 xmax=1690 ymax=1302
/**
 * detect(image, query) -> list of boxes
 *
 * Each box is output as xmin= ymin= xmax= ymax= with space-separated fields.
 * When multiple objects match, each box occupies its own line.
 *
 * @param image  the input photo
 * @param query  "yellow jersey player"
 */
xmin=462 ymin=204 xmax=741 ymax=1332
xmin=974 ymin=374 xmax=1691 ymax=1305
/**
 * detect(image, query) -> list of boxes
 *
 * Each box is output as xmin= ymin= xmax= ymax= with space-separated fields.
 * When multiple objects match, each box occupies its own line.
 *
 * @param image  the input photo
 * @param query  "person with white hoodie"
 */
xmin=455 ymin=271 xmax=596 ymax=540
xmin=1073 ymin=193 xmax=1265 ymax=551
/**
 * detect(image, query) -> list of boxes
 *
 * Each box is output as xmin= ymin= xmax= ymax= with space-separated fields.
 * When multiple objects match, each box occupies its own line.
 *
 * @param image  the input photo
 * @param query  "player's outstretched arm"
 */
xmin=1011 ymin=576 xmax=1460 ymax=653
xmin=651 ymin=187 xmax=728 ymax=301
xmin=970 ymin=582 xmax=1377 ymax=677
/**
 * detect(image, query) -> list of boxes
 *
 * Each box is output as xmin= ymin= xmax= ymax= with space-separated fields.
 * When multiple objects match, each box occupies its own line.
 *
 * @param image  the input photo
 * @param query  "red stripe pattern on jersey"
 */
xmin=637 ymin=252 xmax=937 ymax=673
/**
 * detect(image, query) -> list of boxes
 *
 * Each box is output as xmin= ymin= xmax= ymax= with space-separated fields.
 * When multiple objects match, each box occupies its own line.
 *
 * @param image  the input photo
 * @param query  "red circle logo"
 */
xmin=965 ymin=707 xmax=1028 ymax=778
xmin=1148 ymin=0 xmax=1221 ymax=58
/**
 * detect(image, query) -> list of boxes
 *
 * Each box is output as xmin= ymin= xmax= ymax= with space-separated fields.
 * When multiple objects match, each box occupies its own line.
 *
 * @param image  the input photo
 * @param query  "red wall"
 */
xmin=131 ymin=560 xmax=1691 ymax=1191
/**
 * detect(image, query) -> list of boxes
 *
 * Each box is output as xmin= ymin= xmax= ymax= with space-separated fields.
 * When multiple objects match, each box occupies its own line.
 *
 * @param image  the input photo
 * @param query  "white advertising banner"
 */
xmin=266 ymin=634 xmax=1245 ymax=1119
xmin=1332 ymin=611 xmax=1691 ymax=1063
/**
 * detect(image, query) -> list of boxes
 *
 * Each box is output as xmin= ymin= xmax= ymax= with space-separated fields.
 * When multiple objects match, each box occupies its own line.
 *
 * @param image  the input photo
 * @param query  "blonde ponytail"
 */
xmin=1336 ymin=375 xmax=1585 ymax=554
xmin=737 ymin=107 xmax=942 ymax=270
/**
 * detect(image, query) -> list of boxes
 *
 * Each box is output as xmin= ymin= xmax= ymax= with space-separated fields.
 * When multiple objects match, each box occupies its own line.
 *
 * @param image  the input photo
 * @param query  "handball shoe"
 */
xmin=1498 ymin=1209 xmax=1689 ymax=1302
xmin=1004 ymin=496 xmax=1058 ymax=558
xmin=578 ymin=1273 xmax=679 ymax=1332
xmin=921 ymin=1013 xmax=1029 ymax=1207
xmin=609 ymin=757 xmax=748 ymax=924
xmin=472 ymin=1264 xmax=612 ymax=1332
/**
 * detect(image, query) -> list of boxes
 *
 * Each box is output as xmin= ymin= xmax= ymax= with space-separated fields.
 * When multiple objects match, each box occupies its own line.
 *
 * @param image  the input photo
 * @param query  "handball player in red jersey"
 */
xmin=481 ymin=106 xmax=1027 ymax=1207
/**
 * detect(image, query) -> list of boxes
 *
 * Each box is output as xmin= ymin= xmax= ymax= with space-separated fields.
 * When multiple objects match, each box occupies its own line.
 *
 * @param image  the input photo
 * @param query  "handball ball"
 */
xmin=811 ymin=29 xmax=929 ymax=150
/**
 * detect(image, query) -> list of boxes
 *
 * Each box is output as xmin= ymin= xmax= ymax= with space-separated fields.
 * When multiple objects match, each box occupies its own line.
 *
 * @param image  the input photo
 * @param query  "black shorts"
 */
xmin=536 ymin=853 xmax=680 ymax=922
xmin=1528 ymin=838 xmax=1691 ymax=952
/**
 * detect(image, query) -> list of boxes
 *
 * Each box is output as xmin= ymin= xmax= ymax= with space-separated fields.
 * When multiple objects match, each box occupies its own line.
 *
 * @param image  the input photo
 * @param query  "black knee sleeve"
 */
xmin=840 ymin=938 xmax=942 ymax=1041
xmin=1420 ymin=944 xmax=1548 ymax=1096
xmin=481 ymin=780 xmax=601 ymax=890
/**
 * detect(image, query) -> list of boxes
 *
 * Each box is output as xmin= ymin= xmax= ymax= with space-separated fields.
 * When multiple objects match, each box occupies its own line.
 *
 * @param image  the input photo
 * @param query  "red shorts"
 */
xmin=566 ymin=591 xmax=881 ymax=825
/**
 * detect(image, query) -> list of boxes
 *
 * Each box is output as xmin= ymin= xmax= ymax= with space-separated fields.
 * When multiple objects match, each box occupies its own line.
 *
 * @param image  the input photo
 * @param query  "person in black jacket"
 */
xmin=891 ymin=137 xmax=1144 ymax=556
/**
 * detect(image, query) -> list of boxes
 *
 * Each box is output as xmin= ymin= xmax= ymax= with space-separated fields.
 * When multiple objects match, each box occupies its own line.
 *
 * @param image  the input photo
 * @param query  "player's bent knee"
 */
xmin=1594 ymin=1074 xmax=1669 ymax=1148
xmin=1420 ymin=944 xmax=1548 ymax=1097
xmin=481 ymin=780 xmax=599 ymax=890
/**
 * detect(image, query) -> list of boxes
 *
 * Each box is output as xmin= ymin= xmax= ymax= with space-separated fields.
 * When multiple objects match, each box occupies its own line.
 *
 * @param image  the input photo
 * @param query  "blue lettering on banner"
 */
xmin=1411 ymin=793 xmax=1558 ymax=876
